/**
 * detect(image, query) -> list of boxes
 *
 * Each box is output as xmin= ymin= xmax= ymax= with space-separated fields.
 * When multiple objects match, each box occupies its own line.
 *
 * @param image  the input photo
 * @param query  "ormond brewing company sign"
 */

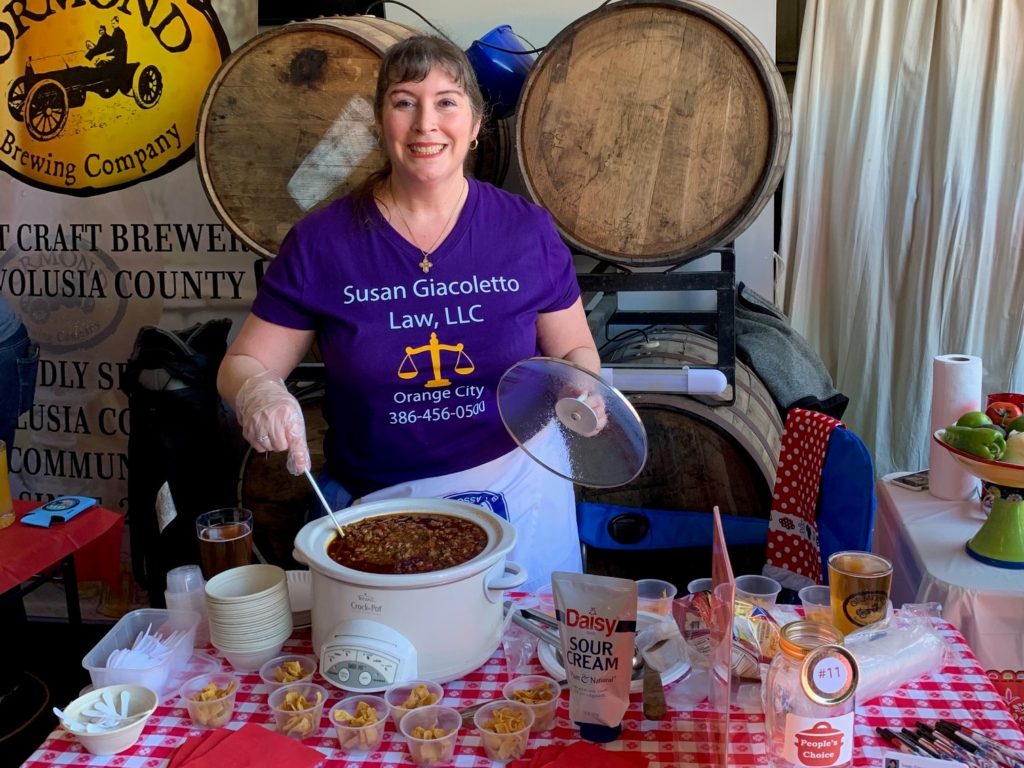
xmin=0 ymin=0 xmax=229 ymax=194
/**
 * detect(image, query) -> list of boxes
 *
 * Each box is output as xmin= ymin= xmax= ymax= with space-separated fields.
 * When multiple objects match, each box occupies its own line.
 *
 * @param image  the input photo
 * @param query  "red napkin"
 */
xmin=511 ymin=741 xmax=650 ymax=768
xmin=170 ymin=723 xmax=323 ymax=768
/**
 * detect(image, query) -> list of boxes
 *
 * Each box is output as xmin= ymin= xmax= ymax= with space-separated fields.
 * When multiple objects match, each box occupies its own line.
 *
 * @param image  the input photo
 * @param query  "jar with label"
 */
xmin=763 ymin=620 xmax=858 ymax=768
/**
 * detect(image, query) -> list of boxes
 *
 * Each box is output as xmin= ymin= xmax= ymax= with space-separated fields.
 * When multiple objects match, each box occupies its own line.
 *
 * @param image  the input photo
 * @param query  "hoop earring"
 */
xmin=469 ymin=138 xmax=479 ymax=151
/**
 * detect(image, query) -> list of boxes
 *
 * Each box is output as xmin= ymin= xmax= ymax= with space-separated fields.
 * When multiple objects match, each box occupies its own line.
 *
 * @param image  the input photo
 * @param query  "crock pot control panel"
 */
xmin=319 ymin=619 xmax=418 ymax=692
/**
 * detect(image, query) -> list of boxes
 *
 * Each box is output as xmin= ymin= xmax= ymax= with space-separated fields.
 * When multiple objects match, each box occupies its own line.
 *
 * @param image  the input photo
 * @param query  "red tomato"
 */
xmin=985 ymin=401 xmax=1023 ymax=426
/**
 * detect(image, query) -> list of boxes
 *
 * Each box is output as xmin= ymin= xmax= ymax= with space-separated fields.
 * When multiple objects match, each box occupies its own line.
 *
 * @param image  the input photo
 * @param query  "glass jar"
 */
xmin=763 ymin=620 xmax=858 ymax=768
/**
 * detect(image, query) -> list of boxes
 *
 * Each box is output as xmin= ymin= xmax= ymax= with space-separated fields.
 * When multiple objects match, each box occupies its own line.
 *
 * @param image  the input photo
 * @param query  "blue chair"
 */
xmin=577 ymin=424 xmax=876 ymax=589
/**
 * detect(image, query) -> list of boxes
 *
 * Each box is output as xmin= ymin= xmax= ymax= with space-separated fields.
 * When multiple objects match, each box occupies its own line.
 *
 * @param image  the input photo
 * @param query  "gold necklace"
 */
xmin=390 ymin=178 xmax=466 ymax=273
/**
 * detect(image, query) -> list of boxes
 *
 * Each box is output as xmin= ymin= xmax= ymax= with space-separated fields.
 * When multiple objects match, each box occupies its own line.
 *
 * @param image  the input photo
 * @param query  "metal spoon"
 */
xmin=303 ymin=468 xmax=346 ymax=538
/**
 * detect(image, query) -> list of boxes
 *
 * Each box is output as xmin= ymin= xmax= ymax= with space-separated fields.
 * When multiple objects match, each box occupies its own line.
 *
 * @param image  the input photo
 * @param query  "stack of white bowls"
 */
xmin=205 ymin=564 xmax=292 ymax=671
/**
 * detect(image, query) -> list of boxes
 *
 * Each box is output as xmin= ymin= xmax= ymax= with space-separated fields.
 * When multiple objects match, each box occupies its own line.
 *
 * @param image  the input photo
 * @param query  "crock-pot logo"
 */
xmin=0 ymin=0 xmax=230 ymax=195
xmin=1 ymin=244 xmax=126 ymax=353
xmin=351 ymin=592 xmax=382 ymax=615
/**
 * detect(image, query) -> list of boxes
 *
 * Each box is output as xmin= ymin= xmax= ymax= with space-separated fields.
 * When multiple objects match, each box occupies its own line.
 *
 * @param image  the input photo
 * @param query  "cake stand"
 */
xmin=932 ymin=430 xmax=1024 ymax=568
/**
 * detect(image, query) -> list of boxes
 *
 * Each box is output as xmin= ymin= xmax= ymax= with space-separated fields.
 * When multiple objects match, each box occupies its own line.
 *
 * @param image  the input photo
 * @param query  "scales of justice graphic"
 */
xmin=398 ymin=332 xmax=475 ymax=388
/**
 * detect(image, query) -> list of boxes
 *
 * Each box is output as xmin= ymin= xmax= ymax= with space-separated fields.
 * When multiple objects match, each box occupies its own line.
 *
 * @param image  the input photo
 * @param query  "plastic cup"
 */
xmin=636 ymin=578 xmax=677 ymax=616
xmin=267 ymin=682 xmax=327 ymax=740
xmin=384 ymin=680 xmax=444 ymax=728
xmin=399 ymin=704 xmax=461 ymax=766
xmin=195 ymin=507 xmax=253 ymax=579
xmin=166 ymin=564 xmax=205 ymax=594
xmin=330 ymin=694 xmax=389 ymax=753
xmin=827 ymin=550 xmax=892 ymax=634
xmin=473 ymin=700 xmax=533 ymax=762
xmin=502 ymin=674 xmax=560 ymax=732
xmin=535 ymin=584 xmax=555 ymax=617
xmin=798 ymin=585 xmax=833 ymax=625
xmin=687 ymin=577 xmax=713 ymax=594
xmin=734 ymin=574 xmax=782 ymax=608
xmin=180 ymin=672 xmax=239 ymax=728
xmin=259 ymin=654 xmax=317 ymax=690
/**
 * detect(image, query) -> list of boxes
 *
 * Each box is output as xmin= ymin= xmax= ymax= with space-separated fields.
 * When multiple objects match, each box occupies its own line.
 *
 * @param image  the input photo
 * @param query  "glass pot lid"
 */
xmin=497 ymin=357 xmax=648 ymax=488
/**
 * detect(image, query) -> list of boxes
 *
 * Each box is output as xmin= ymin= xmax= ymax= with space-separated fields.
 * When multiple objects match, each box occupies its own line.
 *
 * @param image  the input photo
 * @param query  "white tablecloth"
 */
xmin=874 ymin=473 xmax=1024 ymax=727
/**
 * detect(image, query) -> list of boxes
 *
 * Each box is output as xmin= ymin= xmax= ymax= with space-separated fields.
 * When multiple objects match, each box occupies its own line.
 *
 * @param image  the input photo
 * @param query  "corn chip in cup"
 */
xmin=473 ymin=700 xmax=533 ymax=762
xmin=399 ymin=704 xmax=461 ymax=766
xmin=330 ymin=695 xmax=389 ymax=753
xmin=267 ymin=682 xmax=327 ymax=739
xmin=180 ymin=673 xmax=239 ymax=729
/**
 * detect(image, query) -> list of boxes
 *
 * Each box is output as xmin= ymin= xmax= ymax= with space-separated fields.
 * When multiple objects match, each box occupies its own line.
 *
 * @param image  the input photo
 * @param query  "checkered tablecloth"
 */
xmin=22 ymin=609 xmax=1024 ymax=768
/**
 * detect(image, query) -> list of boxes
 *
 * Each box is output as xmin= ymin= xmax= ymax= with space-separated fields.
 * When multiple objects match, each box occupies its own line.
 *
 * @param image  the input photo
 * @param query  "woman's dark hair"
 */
xmin=352 ymin=35 xmax=485 ymax=218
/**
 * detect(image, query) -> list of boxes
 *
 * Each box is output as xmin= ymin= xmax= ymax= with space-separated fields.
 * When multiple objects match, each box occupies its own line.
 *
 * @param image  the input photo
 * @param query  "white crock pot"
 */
xmin=292 ymin=498 xmax=526 ymax=687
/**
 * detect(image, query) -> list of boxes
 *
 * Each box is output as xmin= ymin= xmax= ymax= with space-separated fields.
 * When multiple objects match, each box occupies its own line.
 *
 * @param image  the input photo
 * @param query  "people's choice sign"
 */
xmin=0 ymin=0 xmax=229 ymax=194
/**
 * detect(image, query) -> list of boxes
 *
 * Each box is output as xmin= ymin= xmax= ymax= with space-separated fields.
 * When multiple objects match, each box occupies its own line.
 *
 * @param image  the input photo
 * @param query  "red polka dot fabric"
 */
xmin=765 ymin=407 xmax=843 ymax=583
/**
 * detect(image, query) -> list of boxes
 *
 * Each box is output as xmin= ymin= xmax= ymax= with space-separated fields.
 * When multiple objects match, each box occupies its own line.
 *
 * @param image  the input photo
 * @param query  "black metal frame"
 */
xmin=577 ymin=245 xmax=737 ymax=397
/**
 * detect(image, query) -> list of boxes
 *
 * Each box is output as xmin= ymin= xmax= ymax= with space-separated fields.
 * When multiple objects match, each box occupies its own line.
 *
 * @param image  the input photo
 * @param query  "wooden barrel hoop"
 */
xmin=516 ymin=0 xmax=791 ymax=266
xmin=579 ymin=328 xmax=783 ymax=518
xmin=197 ymin=16 xmax=421 ymax=258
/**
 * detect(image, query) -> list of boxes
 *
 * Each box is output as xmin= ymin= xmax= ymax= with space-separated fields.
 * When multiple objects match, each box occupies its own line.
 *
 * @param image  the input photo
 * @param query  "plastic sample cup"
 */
xmin=827 ymin=550 xmax=893 ymax=634
xmin=734 ymin=574 xmax=782 ymax=608
xmin=474 ymin=699 xmax=534 ymax=762
xmin=195 ymin=507 xmax=253 ymax=579
xmin=330 ymin=694 xmax=389 ymax=754
xmin=798 ymin=585 xmax=834 ymax=625
xmin=267 ymin=682 xmax=327 ymax=740
xmin=502 ymin=674 xmax=560 ymax=732
xmin=687 ymin=577 xmax=713 ymax=594
xmin=259 ymin=654 xmax=317 ymax=690
xmin=399 ymin=704 xmax=461 ymax=766
xmin=384 ymin=680 xmax=444 ymax=728
xmin=534 ymin=584 xmax=555 ymax=617
xmin=180 ymin=672 xmax=239 ymax=728
xmin=637 ymin=578 xmax=678 ymax=616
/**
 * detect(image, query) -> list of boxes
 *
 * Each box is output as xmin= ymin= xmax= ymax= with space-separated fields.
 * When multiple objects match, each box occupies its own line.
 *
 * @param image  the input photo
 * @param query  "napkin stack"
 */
xmin=168 ymin=723 xmax=323 ymax=768
xmin=510 ymin=741 xmax=649 ymax=767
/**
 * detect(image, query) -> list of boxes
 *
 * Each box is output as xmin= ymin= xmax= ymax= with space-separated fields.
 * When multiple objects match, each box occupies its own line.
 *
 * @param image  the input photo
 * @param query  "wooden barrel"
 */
xmin=238 ymin=391 xmax=326 ymax=568
xmin=197 ymin=16 xmax=421 ymax=259
xmin=469 ymin=114 xmax=512 ymax=188
xmin=517 ymin=0 xmax=791 ymax=266
xmin=579 ymin=328 xmax=783 ymax=518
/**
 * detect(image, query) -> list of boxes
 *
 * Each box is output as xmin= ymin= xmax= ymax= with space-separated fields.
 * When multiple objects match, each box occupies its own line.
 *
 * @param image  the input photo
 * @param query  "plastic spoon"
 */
xmin=303 ymin=469 xmax=346 ymax=538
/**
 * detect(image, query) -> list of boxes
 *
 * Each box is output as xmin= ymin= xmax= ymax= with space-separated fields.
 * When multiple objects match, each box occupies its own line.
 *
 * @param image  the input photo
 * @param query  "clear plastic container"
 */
xmin=258 ymin=654 xmax=316 ymax=690
xmin=180 ymin=672 xmax=239 ymax=728
xmin=82 ymin=608 xmax=200 ymax=695
xmin=764 ymin=621 xmax=857 ymax=768
xmin=473 ymin=700 xmax=533 ymax=762
xmin=267 ymin=682 xmax=327 ymax=740
xmin=399 ymin=704 xmax=461 ymax=766
xmin=384 ymin=679 xmax=444 ymax=727
xmin=502 ymin=675 xmax=559 ymax=732
xmin=330 ymin=694 xmax=389 ymax=753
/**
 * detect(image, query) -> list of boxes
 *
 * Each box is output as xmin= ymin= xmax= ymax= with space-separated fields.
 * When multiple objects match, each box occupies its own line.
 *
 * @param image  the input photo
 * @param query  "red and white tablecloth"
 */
xmin=22 ymin=614 xmax=1024 ymax=768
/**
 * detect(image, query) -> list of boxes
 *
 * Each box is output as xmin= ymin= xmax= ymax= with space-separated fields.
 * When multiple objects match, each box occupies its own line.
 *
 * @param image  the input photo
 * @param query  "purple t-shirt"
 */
xmin=253 ymin=179 xmax=580 ymax=496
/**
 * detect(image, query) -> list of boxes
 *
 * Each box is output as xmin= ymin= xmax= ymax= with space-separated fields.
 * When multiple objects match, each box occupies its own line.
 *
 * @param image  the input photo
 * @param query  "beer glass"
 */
xmin=195 ymin=507 xmax=253 ymax=578
xmin=827 ymin=550 xmax=892 ymax=634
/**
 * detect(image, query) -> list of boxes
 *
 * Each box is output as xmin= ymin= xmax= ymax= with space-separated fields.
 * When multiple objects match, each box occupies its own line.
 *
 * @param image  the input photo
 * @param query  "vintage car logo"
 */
xmin=0 ymin=1 xmax=229 ymax=194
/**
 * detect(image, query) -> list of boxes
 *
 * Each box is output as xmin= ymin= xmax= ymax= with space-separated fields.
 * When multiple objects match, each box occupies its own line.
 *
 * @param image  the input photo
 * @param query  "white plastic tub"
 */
xmin=82 ymin=608 xmax=199 ymax=695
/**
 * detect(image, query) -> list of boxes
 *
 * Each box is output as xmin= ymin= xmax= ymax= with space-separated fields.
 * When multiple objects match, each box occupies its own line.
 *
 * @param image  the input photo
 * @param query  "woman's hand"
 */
xmin=556 ymin=386 xmax=608 ymax=437
xmin=235 ymin=371 xmax=311 ymax=474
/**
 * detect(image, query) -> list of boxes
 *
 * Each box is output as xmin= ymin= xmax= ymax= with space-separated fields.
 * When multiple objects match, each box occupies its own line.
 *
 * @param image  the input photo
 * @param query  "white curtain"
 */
xmin=780 ymin=0 xmax=1024 ymax=476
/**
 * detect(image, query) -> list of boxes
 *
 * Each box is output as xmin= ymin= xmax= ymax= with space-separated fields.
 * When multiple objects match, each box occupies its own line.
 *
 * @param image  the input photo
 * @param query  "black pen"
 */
xmin=877 ymin=727 xmax=927 ymax=756
xmin=934 ymin=724 xmax=1013 ymax=768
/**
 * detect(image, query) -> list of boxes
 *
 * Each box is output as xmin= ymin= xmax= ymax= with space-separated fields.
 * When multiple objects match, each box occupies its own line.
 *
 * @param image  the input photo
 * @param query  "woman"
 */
xmin=217 ymin=36 xmax=601 ymax=590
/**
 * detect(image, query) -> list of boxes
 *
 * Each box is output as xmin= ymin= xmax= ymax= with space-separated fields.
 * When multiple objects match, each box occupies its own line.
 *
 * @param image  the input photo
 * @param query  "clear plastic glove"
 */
xmin=235 ymin=371 xmax=310 ymax=474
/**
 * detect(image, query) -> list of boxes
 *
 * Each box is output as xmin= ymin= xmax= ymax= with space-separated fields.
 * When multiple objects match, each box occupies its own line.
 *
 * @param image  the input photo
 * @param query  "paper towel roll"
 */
xmin=929 ymin=354 xmax=982 ymax=499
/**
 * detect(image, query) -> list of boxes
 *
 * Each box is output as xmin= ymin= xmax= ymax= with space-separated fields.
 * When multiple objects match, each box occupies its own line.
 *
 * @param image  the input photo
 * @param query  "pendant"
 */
xmin=418 ymin=254 xmax=433 ymax=273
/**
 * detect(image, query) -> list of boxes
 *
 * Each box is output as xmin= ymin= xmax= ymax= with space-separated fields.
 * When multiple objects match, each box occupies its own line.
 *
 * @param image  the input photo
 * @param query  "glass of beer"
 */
xmin=196 ymin=507 xmax=253 ymax=578
xmin=827 ymin=550 xmax=892 ymax=635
